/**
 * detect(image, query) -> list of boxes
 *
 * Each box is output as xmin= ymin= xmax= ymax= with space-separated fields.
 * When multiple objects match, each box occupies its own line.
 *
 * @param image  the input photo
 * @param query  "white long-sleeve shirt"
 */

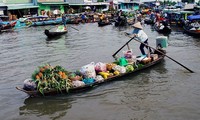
xmin=132 ymin=29 xmax=148 ymax=42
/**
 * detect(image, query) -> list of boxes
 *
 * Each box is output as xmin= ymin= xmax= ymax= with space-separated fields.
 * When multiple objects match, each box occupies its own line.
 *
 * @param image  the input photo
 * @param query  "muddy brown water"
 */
xmin=0 ymin=23 xmax=200 ymax=120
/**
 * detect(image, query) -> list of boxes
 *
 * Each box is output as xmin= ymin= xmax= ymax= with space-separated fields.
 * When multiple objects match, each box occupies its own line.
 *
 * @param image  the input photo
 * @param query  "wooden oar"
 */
xmin=69 ymin=26 xmax=79 ymax=31
xmin=112 ymin=36 xmax=135 ymax=58
xmin=125 ymin=34 xmax=194 ymax=73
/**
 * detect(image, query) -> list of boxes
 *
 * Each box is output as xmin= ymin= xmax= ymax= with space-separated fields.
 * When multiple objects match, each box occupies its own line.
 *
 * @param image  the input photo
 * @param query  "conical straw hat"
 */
xmin=132 ymin=22 xmax=143 ymax=29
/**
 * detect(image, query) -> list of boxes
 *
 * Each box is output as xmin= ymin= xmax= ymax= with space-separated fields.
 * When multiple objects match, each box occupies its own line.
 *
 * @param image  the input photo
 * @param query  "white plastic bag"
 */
xmin=160 ymin=25 xmax=164 ymax=29
xmin=95 ymin=75 xmax=104 ymax=82
xmin=112 ymin=65 xmax=126 ymax=73
xmin=72 ymin=80 xmax=85 ymax=87
xmin=80 ymin=62 xmax=96 ymax=79
xmin=23 ymin=79 xmax=36 ymax=90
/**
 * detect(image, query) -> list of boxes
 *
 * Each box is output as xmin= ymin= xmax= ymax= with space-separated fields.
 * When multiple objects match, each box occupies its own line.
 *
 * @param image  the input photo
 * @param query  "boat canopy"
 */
xmin=187 ymin=15 xmax=200 ymax=21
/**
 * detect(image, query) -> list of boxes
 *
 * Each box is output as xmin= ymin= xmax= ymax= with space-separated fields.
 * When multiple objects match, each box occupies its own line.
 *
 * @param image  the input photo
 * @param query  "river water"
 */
xmin=0 ymin=23 xmax=200 ymax=120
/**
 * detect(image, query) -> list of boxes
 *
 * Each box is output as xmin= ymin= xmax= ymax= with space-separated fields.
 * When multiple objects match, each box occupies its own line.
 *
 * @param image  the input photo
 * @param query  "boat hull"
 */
xmin=98 ymin=21 xmax=112 ymax=27
xmin=183 ymin=26 xmax=200 ymax=37
xmin=0 ymin=21 xmax=16 ymax=32
xmin=44 ymin=29 xmax=68 ymax=38
xmin=154 ymin=24 xmax=171 ymax=34
xmin=144 ymin=19 xmax=154 ymax=25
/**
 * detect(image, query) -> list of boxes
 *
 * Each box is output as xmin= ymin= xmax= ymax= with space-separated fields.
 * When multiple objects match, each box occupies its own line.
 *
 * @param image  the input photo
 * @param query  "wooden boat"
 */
xmin=183 ymin=25 xmax=200 ymax=37
xmin=183 ymin=15 xmax=200 ymax=37
xmin=44 ymin=26 xmax=68 ymax=38
xmin=114 ymin=20 xmax=127 ymax=27
xmin=144 ymin=15 xmax=155 ymax=25
xmin=0 ymin=21 xmax=17 ymax=32
xmin=144 ymin=18 xmax=154 ymax=25
xmin=16 ymin=49 xmax=166 ymax=97
xmin=154 ymin=22 xmax=171 ymax=34
xmin=26 ymin=16 xmax=62 ymax=26
xmin=66 ymin=20 xmax=79 ymax=24
xmin=98 ymin=21 xmax=112 ymax=27
xmin=114 ymin=16 xmax=128 ymax=27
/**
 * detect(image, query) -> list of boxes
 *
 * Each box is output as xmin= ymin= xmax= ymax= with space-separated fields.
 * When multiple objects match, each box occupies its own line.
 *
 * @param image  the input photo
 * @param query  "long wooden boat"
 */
xmin=144 ymin=18 xmax=154 ymax=25
xmin=114 ymin=16 xmax=128 ymax=27
xmin=44 ymin=26 xmax=68 ymax=38
xmin=44 ymin=29 xmax=67 ymax=38
xmin=183 ymin=15 xmax=200 ymax=37
xmin=154 ymin=23 xmax=171 ymax=34
xmin=0 ymin=21 xmax=17 ymax=32
xmin=114 ymin=20 xmax=127 ymax=27
xmin=16 ymin=50 xmax=165 ymax=97
xmin=66 ymin=19 xmax=79 ymax=24
xmin=98 ymin=21 xmax=112 ymax=27
xmin=144 ymin=15 xmax=155 ymax=25
xmin=183 ymin=26 xmax=200 ymax=37
xmin=27 ymin=16 xmax=62 ymax=27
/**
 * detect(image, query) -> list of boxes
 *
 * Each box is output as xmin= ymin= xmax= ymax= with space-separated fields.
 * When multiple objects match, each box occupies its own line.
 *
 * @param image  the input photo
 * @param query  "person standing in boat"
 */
xmin=100 ymin=12 xmax=106 ymax=23
xmin=62 ymin=13 xmax=67 ymax=30
xmin=53 ymin=9 xmax=59 ymax=18
xmin=130 ymin=22 xmax=152 ymax=55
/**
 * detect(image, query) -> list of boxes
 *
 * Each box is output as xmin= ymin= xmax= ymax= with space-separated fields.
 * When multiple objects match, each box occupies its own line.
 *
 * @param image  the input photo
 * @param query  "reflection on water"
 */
xmin=19 ymin=97 xmax=74 ymax=119
xmin=45 ymin=34 xmax=68 ymax=42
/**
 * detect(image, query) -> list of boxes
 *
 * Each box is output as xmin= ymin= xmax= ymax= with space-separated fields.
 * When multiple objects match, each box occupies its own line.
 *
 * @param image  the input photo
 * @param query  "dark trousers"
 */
xmin=140 ymin=39 xmax=152 ymax=55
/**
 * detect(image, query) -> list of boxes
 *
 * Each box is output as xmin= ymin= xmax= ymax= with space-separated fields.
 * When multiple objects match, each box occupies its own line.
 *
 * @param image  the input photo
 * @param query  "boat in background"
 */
xmin=144 ymin=14 xmax=155 ymax=25
xmin=98 ymin=21 xmax=112 ymax=27
xmin=183 ymin=15 xmax=200 ymax=37
xmin=26 ymin=16 xmax=62 ymax=26
xmin=183 ymin=26 xmax=200 ymax=37
xmin=44 ymin=25 xmax=68 ymax=38
xmin=0 ymin=15 xmax=17 ymax=32
xmin=0 ymin=21 xmax=17 ymax=32
xmin=114 ymin=16 xmax=128 ymax=27
xmin=154 ymin=20 xmax=171 ymax=34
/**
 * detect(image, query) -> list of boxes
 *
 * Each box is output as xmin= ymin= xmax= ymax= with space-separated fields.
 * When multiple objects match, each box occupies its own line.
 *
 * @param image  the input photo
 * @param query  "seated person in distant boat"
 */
xmin=155 ymin=13 xmax=162 ymax=26
xmin=191 ymin=20 xmax=200 ymax=28
xmin=6 ymin=23 xmax=11 ymax=27
xmin=150 ymin=12 xmax=155 ymax=21
xmin=105 ymin=17 xmax=109 ymax=23
xmin=53 ymin=9 xmax=59 ymax=18
xmin=100 ymin=13 xmax=106 ymax=22
xmin=81 ymin=14 xmax=87 ymax=22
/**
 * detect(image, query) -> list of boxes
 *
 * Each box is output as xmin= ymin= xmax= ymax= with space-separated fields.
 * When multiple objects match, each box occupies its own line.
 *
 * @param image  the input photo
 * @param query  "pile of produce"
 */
xmin=28 ymin=64 xmax=71 ymax=95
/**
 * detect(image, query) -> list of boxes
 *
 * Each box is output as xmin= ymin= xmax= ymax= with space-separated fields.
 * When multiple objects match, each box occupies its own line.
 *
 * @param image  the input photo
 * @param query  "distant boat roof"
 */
xmin=184 ymin=3 xmax=196 ymax=10
xmin=28 ymin=16 xmax=48 ymax=19
xmin=188 ymin=15 xmax=200 ymax=21
xmin=118 ymin=9 xmax=135 ymax=12
xmin=0 ymin=15 xmax=9 ymax=18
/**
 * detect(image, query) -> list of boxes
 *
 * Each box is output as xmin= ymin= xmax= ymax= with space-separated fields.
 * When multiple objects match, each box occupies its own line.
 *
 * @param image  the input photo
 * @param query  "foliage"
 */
xmin=161 ymin=0 xmax=177 ymax=6
xmin=31 ymin=64 xmax=72 ymax=95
